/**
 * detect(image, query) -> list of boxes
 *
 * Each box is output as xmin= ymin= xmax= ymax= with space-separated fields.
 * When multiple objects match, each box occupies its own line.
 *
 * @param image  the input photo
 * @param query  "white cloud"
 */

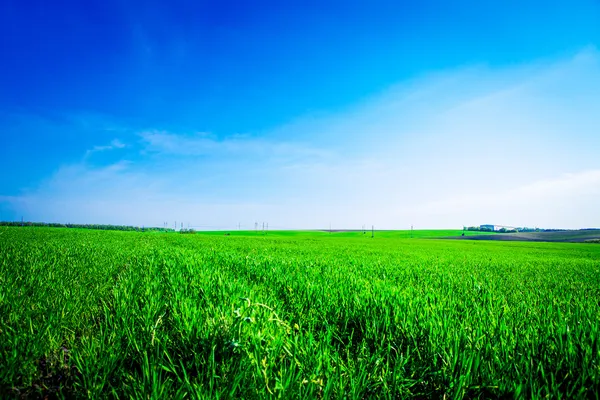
xmin=84 ymin=139 xmax=127 ymax=158
xmin=405 ymin=170 xmax=600 ymax=229
xmin=138 ymin=130 xmax=331 ymax=161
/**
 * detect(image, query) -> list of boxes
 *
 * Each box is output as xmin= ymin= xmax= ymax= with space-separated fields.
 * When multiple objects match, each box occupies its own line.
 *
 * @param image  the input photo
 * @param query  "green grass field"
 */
xmin=1 ymin=227 xmax=599 ymax=398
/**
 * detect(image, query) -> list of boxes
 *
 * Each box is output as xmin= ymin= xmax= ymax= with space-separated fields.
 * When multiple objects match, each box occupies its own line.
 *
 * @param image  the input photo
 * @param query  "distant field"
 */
xmin=1 ymin=227 xmax=599 ymax=398
xmin=193 ymin=229 xmax=497 ymax=239
xmin=445 ymin=229 xmax=600 ymax=243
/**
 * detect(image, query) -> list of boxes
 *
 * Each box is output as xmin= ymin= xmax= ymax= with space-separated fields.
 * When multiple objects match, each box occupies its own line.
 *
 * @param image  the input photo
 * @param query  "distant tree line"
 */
xmin=466 ymin=226 xmax=495 ymax=232
xmin=0 ymin=221 xmax=172 ymax=232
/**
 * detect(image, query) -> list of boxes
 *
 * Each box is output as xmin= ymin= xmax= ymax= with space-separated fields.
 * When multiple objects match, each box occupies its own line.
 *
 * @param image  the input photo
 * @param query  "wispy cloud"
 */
xmin=407 ymin=169 xmax=600 ymax=228
xmin=82 ymin=139 xmax=127 ymax=162
xmin=90 ymin=139 xmax=126 ymax=152
xmin=139 ymin=130 xmax=331 ymax=161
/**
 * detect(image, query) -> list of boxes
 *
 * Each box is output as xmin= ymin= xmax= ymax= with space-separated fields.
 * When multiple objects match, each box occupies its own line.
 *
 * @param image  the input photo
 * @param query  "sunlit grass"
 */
xmin=1 ymin=227 xmax=598 ymax=398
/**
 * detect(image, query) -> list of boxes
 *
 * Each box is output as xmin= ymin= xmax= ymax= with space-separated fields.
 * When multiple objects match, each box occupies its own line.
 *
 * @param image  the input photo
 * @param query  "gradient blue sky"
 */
xmin=1 ymin=0 xmax=599 ymax=229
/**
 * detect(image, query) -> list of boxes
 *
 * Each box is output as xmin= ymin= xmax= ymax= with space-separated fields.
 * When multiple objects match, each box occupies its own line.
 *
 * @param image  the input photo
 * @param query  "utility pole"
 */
xmin=371 ymin=225 xmax=374 ymax=238
xmin=262 ymin=222 xmax=265 ymax=234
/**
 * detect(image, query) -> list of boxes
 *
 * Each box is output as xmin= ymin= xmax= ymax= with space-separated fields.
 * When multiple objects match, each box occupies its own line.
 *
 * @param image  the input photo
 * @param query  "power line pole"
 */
xmin=372 ymin=225 xmax=374 ymax=238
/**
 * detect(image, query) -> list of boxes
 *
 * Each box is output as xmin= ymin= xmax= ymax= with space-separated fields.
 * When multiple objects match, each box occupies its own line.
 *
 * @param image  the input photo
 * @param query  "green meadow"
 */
xmin=1 ymin=227 xmax=599 ymax=399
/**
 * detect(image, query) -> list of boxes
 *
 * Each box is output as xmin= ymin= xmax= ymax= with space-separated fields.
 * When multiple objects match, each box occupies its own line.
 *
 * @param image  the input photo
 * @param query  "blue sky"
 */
xmin=1 ymin=0 xmax=599 ymax=229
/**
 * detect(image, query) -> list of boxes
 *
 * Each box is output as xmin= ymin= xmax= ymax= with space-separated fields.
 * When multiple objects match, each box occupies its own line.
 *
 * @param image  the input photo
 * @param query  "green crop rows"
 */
xmin=1 ymin=227 xmax=599 ymax=398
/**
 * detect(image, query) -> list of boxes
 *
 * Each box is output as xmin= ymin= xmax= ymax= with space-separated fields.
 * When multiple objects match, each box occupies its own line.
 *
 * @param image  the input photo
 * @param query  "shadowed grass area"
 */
xmin=1 ymin=227 xmax=598 ymax=398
